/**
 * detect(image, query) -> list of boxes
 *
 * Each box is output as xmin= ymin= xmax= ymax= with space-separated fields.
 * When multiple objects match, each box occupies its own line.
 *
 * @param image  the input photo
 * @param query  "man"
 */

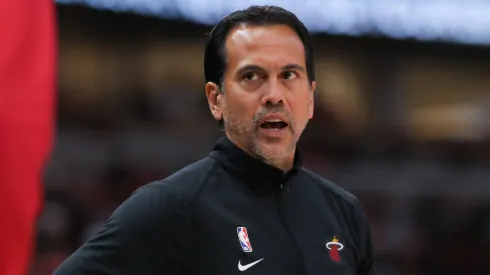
xmin=54 ymin=5 xmax=375 ymax=275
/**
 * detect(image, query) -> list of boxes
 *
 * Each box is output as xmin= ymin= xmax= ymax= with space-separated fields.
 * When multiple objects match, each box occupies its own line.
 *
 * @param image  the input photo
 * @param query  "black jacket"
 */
xmin=54 ymin=135 xmax=375 ymax=275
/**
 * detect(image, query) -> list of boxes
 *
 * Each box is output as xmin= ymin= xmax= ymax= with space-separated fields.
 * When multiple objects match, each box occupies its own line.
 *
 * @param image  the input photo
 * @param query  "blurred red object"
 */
xmin=0 ymin=0 xmax=56 ymax=274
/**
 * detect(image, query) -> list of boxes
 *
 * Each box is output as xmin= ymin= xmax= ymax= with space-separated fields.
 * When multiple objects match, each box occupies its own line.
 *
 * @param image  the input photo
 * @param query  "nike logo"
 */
xmin=238 ymin=258 xmax=264 ymax=271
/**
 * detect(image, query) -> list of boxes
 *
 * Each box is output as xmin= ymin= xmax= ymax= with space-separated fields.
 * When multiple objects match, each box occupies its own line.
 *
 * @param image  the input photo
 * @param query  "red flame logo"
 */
xmin=326 ymin=236 xmax=344 ymax=263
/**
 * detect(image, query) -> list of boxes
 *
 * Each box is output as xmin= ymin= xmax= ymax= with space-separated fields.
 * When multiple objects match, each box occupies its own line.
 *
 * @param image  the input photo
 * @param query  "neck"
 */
xmin=263 ymin=156 xmax=294 ymax=173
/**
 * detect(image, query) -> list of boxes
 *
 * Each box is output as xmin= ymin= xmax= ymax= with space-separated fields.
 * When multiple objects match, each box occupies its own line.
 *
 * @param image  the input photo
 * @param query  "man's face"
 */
xmin=209 ymin=24 xmax=315 ymax=161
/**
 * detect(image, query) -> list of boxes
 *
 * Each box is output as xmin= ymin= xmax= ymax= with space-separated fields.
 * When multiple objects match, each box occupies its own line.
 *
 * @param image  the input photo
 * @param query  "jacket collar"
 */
xmin=208 ymin=135 xmax=302 ymax=195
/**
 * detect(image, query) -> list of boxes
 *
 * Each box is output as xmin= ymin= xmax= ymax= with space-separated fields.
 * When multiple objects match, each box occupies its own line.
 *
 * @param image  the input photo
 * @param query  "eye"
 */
xmin=243 ymin=72 xmax=259 ymax=81
xmin=282 ymin=70 xmax=298 ymax=80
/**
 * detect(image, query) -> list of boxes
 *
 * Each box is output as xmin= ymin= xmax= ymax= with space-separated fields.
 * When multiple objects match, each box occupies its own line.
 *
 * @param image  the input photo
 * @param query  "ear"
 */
xmin=308 ymin=81 xmax=316 ymax=119
xmin=205 ymin=82 xmax=223 ymax=121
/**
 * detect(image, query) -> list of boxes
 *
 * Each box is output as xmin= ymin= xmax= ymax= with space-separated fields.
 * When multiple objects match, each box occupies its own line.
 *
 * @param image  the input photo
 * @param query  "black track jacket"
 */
xmin=54 ymin=135 xmax=375 ymax=275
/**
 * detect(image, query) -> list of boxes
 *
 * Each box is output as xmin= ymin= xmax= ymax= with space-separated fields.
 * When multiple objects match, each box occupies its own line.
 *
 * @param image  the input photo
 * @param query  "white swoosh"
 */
xmin=238 ymin=258 xmax=264 ymax=271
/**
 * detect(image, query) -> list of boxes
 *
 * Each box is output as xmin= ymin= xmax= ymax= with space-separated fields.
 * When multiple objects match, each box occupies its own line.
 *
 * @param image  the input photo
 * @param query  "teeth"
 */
xmin=266 ymin=119 xmax=282 ymax=122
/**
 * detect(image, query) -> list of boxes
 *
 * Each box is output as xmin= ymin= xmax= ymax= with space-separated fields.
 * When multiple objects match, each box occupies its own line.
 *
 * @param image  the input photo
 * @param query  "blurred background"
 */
xmin=34 ymin=1 xmax=490 ymax=275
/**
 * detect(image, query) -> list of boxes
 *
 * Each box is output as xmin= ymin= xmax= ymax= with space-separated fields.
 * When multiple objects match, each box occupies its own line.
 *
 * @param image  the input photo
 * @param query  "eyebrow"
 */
xmin=236 ymin=63 xmax=306 ymax=75
xmin=236 ymin=65 xmax=265 ymax=76
xmin=282 ymin=64 xmax=306 ymax=72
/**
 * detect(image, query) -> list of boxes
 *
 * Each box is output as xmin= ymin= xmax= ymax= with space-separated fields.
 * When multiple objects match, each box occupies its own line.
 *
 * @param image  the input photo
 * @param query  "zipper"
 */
xmin=280 ymin=183 xmax=290 ymax=192
xmin=275 ymin=179 xmax=308 ymax=275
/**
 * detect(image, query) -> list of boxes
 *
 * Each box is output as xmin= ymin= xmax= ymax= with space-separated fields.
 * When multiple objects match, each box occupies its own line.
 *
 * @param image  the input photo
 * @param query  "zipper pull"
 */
xmin=280 ymin=183 xmax=290 ymax=192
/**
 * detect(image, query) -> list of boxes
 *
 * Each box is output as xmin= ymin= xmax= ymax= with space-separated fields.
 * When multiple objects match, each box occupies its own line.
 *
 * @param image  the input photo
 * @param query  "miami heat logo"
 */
xmin=326 ymin=236 xmax=344 ymax=263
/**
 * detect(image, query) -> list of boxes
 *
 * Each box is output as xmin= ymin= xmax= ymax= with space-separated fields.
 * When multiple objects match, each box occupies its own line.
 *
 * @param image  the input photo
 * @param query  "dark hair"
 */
xmin=204 ymin=5 xmax=316 ymax=89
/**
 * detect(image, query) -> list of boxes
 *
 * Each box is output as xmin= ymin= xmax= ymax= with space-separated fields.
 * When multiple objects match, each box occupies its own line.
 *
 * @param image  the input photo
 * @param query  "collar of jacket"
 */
xmin=208 ymin=135 xmax=302 ymax=195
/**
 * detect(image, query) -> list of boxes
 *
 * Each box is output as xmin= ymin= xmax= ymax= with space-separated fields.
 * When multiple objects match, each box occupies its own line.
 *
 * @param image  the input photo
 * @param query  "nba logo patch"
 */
xmin=237 ymin=227 xmax=253 ymax=252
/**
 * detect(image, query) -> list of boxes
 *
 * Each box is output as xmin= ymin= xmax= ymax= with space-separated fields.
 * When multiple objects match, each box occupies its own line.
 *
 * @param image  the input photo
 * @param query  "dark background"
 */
xmin=33 ymin=4 xmax=490 ymax=275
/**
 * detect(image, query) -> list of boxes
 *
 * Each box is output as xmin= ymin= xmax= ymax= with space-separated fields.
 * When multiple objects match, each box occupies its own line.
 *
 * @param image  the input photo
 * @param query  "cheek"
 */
xmin=290 ymin=96 xmax=311 ymax=121
xmin=225 ymin=96 xmax=255 ymax=122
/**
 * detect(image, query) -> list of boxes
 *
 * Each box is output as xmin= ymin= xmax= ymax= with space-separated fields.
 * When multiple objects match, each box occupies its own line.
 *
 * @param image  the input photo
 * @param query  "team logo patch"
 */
xmin=237 ymin=227 xmax=253 ymax=252
xmin=326 ymin=236 xmax=344 ymax=263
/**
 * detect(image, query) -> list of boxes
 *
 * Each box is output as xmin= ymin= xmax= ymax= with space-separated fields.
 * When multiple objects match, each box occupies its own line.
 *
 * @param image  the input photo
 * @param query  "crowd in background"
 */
xmin=31 ymin=87 xmax=490 ymax=275
xmin=30 ymin=5 xmax=490 ymax=275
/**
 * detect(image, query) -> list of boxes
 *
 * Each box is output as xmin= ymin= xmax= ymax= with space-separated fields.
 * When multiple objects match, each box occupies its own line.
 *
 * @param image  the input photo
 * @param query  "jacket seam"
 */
xmin=182 ymin=157 xmax=220 ymax=271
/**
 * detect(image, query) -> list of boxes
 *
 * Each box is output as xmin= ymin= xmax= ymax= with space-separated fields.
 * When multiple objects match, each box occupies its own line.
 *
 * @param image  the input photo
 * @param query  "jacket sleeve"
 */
xmin=53 ymin=181 xmax=187 ymax=275
xmin=354 ymin=200 xmax=376 ymax=275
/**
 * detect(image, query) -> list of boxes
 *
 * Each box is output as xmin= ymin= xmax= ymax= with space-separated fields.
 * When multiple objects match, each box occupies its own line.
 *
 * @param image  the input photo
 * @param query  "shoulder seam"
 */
xmin=300 ymin=168 xmax=359 ymax=208
xmin=187 ymin=156 xmax=220 ymax=206
xmin=179 ymin=157 xmax=220 ymax=264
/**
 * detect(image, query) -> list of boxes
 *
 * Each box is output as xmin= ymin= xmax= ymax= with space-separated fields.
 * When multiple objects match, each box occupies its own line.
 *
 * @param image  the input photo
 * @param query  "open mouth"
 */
xmin=259 ymin=119 xmax=288 ymax=130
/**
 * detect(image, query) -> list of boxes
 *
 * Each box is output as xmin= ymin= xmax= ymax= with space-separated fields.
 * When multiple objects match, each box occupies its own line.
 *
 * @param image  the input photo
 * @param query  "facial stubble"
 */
xmin=221 ymin=101 xmax=300 ymax=161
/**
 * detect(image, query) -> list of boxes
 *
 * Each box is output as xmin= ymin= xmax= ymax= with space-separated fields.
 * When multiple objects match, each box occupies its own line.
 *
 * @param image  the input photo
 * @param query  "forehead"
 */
xmin=224 ymin=25 xmax=306 ymax=70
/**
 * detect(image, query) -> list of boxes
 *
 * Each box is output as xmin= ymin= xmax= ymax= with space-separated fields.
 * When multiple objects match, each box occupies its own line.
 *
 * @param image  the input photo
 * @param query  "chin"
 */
xmin=252 ymin=141 xmax=294 ymax=161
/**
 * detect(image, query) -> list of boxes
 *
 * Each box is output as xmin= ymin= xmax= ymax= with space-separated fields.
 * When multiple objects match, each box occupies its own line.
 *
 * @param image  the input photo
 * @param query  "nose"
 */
xmin=260 ymin=80 xmax=285 ymax=106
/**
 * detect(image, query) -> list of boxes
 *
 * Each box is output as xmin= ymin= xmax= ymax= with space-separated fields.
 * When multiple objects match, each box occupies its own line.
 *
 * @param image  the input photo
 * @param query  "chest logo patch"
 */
xmin=237 ymin=227 xmax=253 ymax=252
xmin=326 ymin=236 xmax=344 ymax=262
